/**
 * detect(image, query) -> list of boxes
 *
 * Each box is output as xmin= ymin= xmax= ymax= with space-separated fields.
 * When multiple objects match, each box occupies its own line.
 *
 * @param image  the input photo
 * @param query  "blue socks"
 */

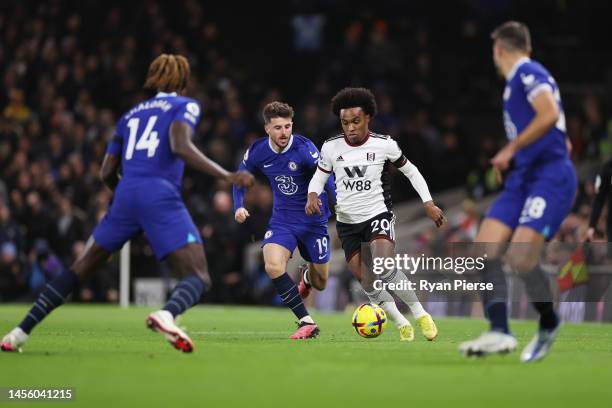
xmin=162 ymin=274 xmax=206 ymax=318
xmin=19 ymin=269 xmax=79 ymax=334
xmin=272 ymin=273 xmax=308 ymax=320
xmin=18 ymin=271 xmax=207 ymax=332
xmin=486 ymin=302 xmax=510 ymax=334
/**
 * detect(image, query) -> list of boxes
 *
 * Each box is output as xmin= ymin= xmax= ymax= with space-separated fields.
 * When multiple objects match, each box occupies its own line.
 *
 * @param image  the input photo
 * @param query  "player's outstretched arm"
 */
xmin=170 ymin=121 xmax=254 ymax=187
xmin=100 ymin=153 xmax=121 ymax=191
xmin=396 ymin=159 xmax=446 ymax=228
xmin=306 ymin=167 xmax=330 ymax=215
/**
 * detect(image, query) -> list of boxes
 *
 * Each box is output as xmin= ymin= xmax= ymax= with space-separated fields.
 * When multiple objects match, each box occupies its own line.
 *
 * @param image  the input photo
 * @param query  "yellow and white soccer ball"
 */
xmin=351 ymin=303 xmax=387 ymax=338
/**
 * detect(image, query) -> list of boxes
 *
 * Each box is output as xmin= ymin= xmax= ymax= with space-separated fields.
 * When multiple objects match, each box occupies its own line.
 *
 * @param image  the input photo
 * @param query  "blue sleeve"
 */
xmin=519 ymin=67 xmax=555 ymax=103
xmin=232 ymin=146 xmax=257 ymax=211
xmin=106 ymin=117 xmax=124 ymax=156
xmin=304 ymin=138 xmax=322 ymax=169
xmin=173 ymin=100 xmax=202 ymax=130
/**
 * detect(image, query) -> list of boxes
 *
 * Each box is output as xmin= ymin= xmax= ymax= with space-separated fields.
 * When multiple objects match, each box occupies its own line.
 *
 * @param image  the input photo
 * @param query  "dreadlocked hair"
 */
xmin=143 ymin=54 xmax=190 ymax=93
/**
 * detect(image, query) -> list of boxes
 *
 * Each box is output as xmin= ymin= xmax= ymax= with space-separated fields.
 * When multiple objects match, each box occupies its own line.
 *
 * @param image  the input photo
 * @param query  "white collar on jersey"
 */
xmin=268 ymin=134 xmax=294 ymax=154
xmin=155 ymin=92 xmax=178 ymax=98
xmin=506 ymin=56 xmax=530 ymax=81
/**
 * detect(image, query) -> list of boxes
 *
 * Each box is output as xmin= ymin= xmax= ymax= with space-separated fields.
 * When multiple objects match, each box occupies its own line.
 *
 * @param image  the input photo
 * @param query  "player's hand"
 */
xmin=490 ymin=142 xmax=516 ymax=184
xmin=228 ymin=170 xmax=255 ymax=187
xmin=424 ymin=201 xmax=446 ymax=228
xmin=305 ymin=192 xmax=322 ymax=216
xmin=235 ymin=207 xmax=250 ymax=224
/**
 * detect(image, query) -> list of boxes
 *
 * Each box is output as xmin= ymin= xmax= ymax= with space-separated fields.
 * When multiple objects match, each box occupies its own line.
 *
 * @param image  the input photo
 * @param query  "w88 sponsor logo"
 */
xmin=343 ymin=165 xmax=371 ymax=191
xmin=343 ymin=179 xmax=371 ymax=191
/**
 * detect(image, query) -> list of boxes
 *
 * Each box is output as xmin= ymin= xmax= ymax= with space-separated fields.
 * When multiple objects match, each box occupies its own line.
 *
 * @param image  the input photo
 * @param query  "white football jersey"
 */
xmin=318 ymin=131 xmax=407 ymax=224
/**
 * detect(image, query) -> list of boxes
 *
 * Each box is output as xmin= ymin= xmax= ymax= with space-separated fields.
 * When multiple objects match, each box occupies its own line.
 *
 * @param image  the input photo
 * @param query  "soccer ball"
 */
xmin=351 ymin=303 xmax=387 ymax=338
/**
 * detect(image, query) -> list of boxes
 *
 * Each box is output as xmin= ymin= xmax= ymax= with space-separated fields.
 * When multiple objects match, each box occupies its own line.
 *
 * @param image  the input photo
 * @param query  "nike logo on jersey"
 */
xmin=310 ymin=151 xmax=319 ymax=159
xmin=263 ymin=163 xmax=274 ymax=168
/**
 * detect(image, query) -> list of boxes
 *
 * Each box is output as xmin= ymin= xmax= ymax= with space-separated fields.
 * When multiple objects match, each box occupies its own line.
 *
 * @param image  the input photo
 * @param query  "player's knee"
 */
xmin=264 ymin=261 xmax=284 ymax=278
xmin=311 ymin=271 xmax=327 ymax=290
xmin=508 ymin=255 xmax=538 ymax=275
xmin=70 ymin=259 xmax=91 ymax=282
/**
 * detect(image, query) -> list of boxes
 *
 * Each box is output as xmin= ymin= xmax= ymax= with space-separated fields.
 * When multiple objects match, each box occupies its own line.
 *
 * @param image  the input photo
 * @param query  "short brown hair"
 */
xmin=262 ymin=101 xmax=294 ymax=124
xmin=491 ymin=21 xmax=532 ymax=54
xmin=143 ymin=54 xmax=190 ymax=93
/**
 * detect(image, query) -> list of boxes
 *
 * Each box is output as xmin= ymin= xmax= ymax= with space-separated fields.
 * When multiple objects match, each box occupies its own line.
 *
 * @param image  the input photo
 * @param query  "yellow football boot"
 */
xmin=399 ymin=324 xmax=415 ymax=342
xmin=416 ymin=314 xmax=438 ymax=341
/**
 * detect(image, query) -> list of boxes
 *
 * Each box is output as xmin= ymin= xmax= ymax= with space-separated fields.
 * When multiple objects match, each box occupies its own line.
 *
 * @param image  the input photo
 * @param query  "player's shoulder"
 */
xmin=323 ymin=133 xmax=344 ymax=145
xmin=369 ymin=131 xmax=391 ymax=140
xmin=292 ymin=133 xmax=315 ymax=146
xmin=246 ymin=136 xmax=270 ymax=155
xmin=292 ymin=134 xmax=320 ymax=153
xmin=516 ymin=59 xmax=552 ymax=81
xmin=170 ymin=95 xmax=201 ymax=112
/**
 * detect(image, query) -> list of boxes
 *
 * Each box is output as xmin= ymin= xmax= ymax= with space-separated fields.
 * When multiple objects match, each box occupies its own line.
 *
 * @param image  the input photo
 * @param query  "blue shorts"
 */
xmin=263 ymin=220 xmax=330 ymax=264
xmin=93 ymin=178 xmax=202 ymax=260
xmin=486 ymin=158 xmax=577 ymax=239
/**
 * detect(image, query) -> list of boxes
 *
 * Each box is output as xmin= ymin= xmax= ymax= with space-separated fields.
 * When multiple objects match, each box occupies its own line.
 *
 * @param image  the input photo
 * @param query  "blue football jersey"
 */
xmin=106 ymin=92 xmax=202 ymax=188
xmin=234 ymin=134 xmax=334 ymax=225
xmin=503 ymin=58 xmax=568 ymax=167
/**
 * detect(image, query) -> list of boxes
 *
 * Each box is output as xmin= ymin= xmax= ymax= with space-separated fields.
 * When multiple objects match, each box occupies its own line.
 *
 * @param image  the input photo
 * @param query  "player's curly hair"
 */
xmin=143 ymin=54 xmax=190 ymax=93
xmin=331 ymin=87 xmax=377 ymax=117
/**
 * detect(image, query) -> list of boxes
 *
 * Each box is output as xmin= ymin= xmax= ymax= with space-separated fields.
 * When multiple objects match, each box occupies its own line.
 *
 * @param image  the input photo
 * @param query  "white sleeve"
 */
xmin=308 ymin=167 xmax=330 ymax=195
xmin=317 ymin=142 xmax=333 ymax=173
xmin=397 ymin=160 xmax=433 ymax=203
xmin=386 ymin=137 xmax=404 ymax=163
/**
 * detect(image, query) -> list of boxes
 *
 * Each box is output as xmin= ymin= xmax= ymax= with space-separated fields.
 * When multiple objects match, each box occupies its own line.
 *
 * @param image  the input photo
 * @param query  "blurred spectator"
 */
xmin=0 ymin=0 xmax=609 ymax=304
xmin=28 ymin=239 xmax=64 ymax=295
xmin=0 ymin=242 xmax=27 ymax=301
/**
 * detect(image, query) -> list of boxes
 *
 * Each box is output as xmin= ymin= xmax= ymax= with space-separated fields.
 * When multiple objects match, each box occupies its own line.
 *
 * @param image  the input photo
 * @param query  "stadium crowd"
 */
xmin=1 ymin=0 xmax=610 ymax=304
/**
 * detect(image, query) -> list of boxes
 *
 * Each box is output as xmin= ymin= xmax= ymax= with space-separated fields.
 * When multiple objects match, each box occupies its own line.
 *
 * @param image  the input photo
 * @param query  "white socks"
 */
xmin=364 ymin=288 xmax=410 ymax=328
xmin=379 ymin=269 xmax=428 ymax=319
xmin=300 ymin=315 xmax=315 ymax=324
xmin=379 ymin=301 xmax=410 ymax=328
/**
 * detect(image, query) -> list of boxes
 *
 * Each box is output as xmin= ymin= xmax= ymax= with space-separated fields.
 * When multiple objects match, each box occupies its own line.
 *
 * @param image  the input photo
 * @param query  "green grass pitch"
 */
xmin=1 ymin=305 xmax=611 ymax=407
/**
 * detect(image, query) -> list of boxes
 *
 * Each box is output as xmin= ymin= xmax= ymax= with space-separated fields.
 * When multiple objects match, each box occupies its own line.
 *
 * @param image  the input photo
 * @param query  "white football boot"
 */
xmin=520 ymin=325 xmax=560 ymax=363
xmin=459 ymin=331 xmax=517 ymax=357
xmin=146 ymin=310 xmax=194 ymax=353
xmin=1 ymin=327 xmax=29 ymax=352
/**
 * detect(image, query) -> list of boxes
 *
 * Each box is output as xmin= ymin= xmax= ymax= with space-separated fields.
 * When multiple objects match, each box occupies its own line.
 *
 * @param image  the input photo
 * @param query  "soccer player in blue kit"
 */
xmin=1 ymin=54 xmax=254 ymax=353
xmin=233 ymin=102 xmax=335 ymax=339
xmin=459 ymin=22 xmax=577 ymax=362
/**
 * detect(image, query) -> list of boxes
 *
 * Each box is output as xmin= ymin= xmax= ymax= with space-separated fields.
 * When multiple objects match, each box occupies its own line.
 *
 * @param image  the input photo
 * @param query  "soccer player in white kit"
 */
xmin=306 ymin=87 xmax=446 ymax=341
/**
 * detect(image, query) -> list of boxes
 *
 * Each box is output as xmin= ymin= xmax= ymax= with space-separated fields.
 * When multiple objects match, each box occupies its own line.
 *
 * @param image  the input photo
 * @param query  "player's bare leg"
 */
xmin=263 ymin=244 xmax=319 ymax=339
xmin=146 ymin=243 xmax=210 ymax=353
xmin=298 ymin=261 xmax=328 ymax=299
xmin=459 ymin=218 xmax=518 ymax=357
xmin=2 ymin=237 xmax=111 ymax=352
